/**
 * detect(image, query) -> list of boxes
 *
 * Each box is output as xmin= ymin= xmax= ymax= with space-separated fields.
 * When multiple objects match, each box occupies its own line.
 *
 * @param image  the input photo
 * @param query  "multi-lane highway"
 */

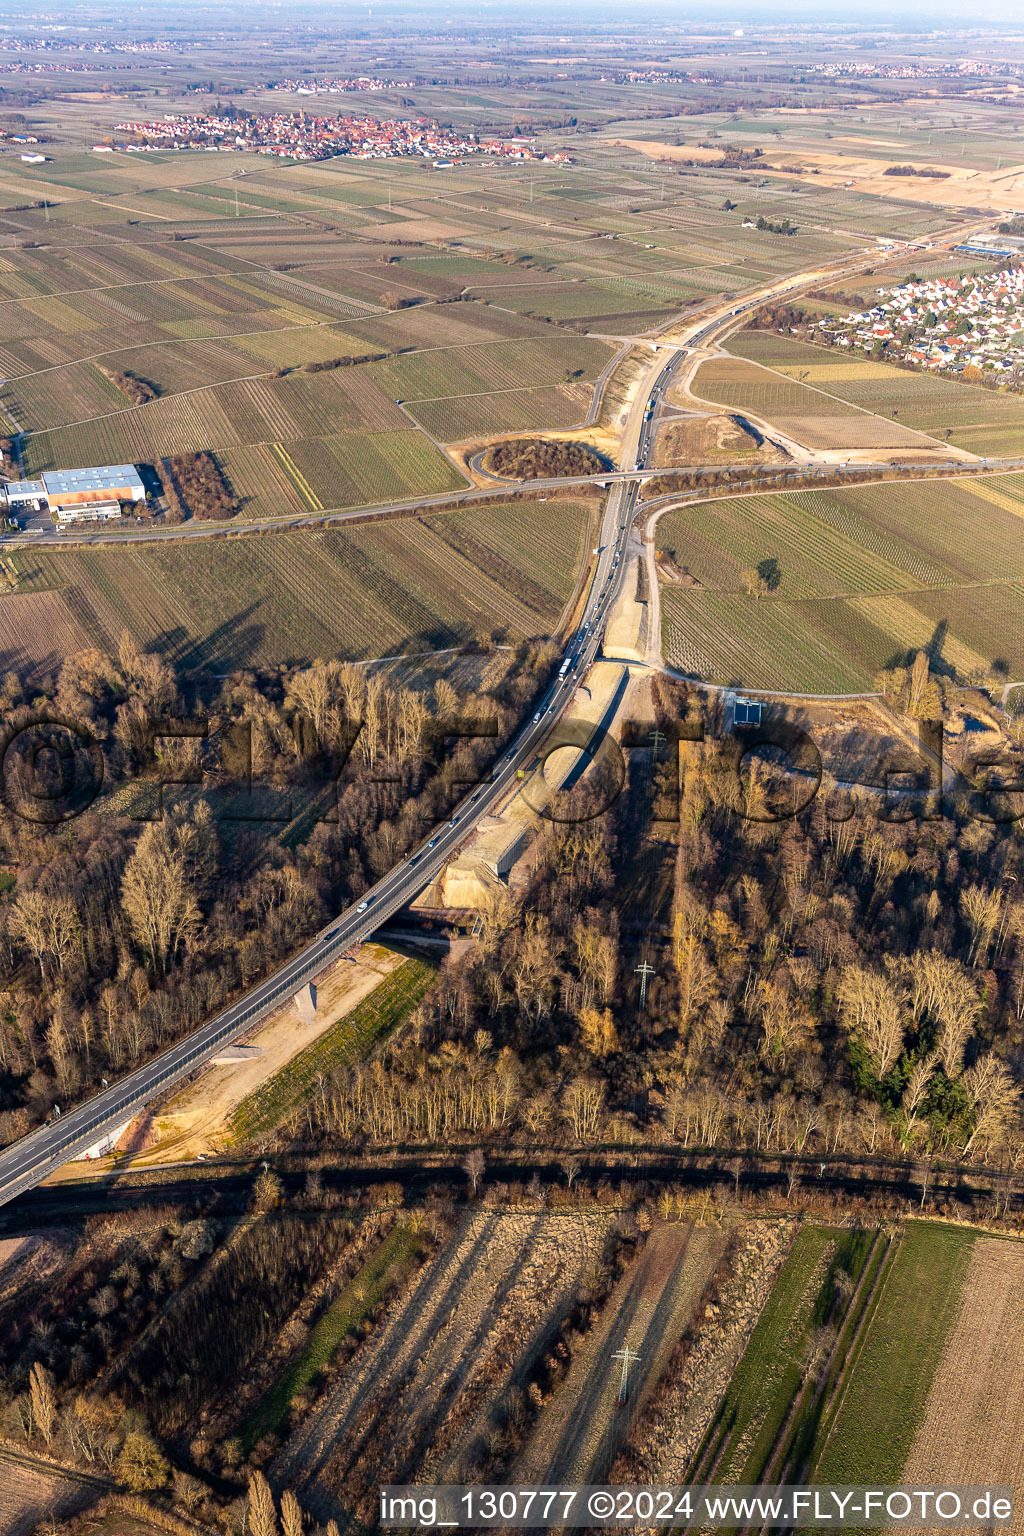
xmin=0 ymin=224 xmax=992 ymax=1208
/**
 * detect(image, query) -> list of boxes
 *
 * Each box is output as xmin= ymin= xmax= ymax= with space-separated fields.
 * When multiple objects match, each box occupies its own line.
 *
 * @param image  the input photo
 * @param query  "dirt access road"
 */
xmin=513 ymin=1221 xmax=728 ymax=1486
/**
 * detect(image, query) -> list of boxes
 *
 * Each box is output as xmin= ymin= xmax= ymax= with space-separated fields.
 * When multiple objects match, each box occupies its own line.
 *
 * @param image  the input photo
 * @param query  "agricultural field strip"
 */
xmin=660 ymin=573 xmax=1024 ymax=693
xmin=664 ymin=492 xmax=938 ymax=598
xmin=894 ymin=1237 xmax=1024 ymax=1511
xmin=811 ymin=1225 xmax=976 ymax=1485
xmin=689 ymin=1227 xmax=838 ymax=1485
xmin=0 ymin=316 xmax=367 ymax=381
xmin=274 ymin=1211 xmax=613 ymax=1499
xmin=238 ymin=1223 xmax=426 ymax=1455
xmin=515 ymin=1224 xmax=725 ymax=1487
xmin=693 ymin=353 xmax=953 ymax=447
xmin=1 ymin=499 xmax=581 ymax=669
xmin=407 ymin=380 xmax=597 ymax=403
xmin=409 ymin=384 xmax=594 ymax=444
xmin=662 ymin=590 xmax=891 ymax=695
xmin=655 ymin=475 xmax=1024 ymax=594
xmin=726 ymin=331 xmax=1024 ymax=435
xmin=0 ymin=268 xmax=257 ymax=312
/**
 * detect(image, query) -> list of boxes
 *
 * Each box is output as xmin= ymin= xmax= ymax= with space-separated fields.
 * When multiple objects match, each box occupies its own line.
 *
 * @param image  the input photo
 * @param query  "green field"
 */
xmin=3 ymin=494 xmax=595 ymax=673
xmin=688 ymin=1226 xmax=861 ymax=1484
xmin=657 ymin=474 xmax=1024 ymax=691
xmin=811 ymin=1224 xmax=975 ymax=1482
xmin=691 ymin=1223 xmax=973 ymax=1496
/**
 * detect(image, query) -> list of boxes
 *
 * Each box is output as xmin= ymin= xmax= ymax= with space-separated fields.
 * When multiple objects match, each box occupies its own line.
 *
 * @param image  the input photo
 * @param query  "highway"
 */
xmin=0 ymin=223 xmax=992 ymax=1209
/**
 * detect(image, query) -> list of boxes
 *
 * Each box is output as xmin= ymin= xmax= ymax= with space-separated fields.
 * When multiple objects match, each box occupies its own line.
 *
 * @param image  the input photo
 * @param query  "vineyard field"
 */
xmin=690 ymin=356 xmax=933 ymax=450
xmin=727 ymin=330 xmax=1024 ymax=454
xmin=2 ymin=496 xmax=592 ymax=672
xmin=409 ymin=382 xmax=593 ymax=441
xmin=657 ymin=475 xmax=1024 ymax=690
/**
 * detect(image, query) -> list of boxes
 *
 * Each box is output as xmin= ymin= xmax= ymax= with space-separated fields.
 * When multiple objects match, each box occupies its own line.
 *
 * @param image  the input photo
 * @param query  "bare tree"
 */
xmin=29 ymin=1362 xmax=57 ymax=1446
xmin=10 ymin=890 xmax=80 ymax=982
xmin=963 ymin=1055 xmax=1021 ymax=1155
xmin=564 ymin=1078 xmax=606 ymax=1142
xmin=173 ymin=1471 xmax=207 ymax=1513
xmin=287 ymin=662 xmax=340 ymax=743
xmin=836 ymin=964 xmax=905 ymax=1080
xmin=462 ymin=1147 xmax=485 ymax=1196
xmin=248 ymin=1471 xmax=279 ymax=1536
xmin=280 ymin=1489 xmax=304 ymax=1536
xmin=961 ymin=884 xmax=1003 ymax=968
xmin=121 ymin=819 xmax=201 ymax=975
xmin=901 ymin=1053 xmax=937 ymax=1141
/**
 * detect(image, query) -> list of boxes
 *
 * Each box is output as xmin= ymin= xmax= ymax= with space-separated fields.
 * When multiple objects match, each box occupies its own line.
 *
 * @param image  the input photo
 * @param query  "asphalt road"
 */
xmin=0 ymin=223 xmax=993 ymax=1209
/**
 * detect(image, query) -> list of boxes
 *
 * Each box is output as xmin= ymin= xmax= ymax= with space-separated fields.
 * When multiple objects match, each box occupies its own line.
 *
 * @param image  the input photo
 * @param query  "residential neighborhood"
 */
xmin=266 ymin=75 xmax=416 ymax=94
xmin=111 ymin=109 xmax=567 ymax=162
xmin=816 ymin=252 xmax=1024 ymax=382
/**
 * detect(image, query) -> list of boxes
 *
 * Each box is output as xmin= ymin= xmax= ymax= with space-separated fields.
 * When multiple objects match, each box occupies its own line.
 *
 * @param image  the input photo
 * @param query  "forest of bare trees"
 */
xmin=284 ymin=674 xmax=1024 ymax=1170
xmin=0 ymin=634 xmax=558 ymax=1142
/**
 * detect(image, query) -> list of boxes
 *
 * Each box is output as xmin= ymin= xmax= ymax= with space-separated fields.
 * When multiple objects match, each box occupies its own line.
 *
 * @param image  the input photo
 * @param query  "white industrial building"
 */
xmin=1 ymin=465 xmax=146 ymax=525
xmin=3 ymin=480 xmax=48 ymax=513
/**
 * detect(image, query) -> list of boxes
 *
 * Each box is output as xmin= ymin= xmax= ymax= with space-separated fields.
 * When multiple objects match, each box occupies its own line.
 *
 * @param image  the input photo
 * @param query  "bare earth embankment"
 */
xmin=68 ymin=945 xmax=405 ymax=1167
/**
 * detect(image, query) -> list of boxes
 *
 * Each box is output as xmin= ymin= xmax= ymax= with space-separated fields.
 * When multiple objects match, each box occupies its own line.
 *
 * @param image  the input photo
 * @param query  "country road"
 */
xmin=0 ymin=213 xmax=997 ymax=1210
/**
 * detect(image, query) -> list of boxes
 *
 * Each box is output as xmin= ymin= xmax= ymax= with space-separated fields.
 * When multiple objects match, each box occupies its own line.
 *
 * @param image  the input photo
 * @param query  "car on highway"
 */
xmin=357 ymin=900 xmax=369 ymax=912
xmin=533 ymin=712 xmax=541 ymax=722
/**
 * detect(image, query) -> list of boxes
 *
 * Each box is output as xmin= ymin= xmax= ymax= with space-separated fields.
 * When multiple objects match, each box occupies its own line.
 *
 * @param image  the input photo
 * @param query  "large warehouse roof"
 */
xmin=42 ymin=466 xmax=145 ymax=496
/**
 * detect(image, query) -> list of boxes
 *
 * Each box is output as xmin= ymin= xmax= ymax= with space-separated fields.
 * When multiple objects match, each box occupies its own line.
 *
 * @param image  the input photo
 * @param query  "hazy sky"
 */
xmin=13 ymin=0 xmax=1024 ymax=31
